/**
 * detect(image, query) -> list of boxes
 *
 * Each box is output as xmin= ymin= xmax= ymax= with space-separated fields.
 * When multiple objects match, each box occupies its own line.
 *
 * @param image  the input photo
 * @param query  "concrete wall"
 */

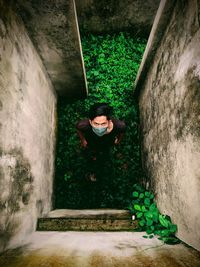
xmin=0 ymin=2 xmax=57 ymax=252
xmin=135 ymin=0 xmax=200 ymax=251
xmin=75 ymin=0 xmax=160 ymax=36
xmin=17 ymin=0 xmax=88 ymax=99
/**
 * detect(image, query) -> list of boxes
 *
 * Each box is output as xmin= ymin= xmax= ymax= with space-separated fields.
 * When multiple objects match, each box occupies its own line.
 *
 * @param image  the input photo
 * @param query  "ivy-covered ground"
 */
xmin=54 ymin=32 xmax=147 ymax=209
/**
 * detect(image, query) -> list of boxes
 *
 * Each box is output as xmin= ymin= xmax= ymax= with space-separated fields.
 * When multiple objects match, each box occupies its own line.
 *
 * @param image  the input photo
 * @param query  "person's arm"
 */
xmin=114 ymin=132 xmax=125 ymax=144
xmin=77 ymin=129 xmax=88 ymax=148
xmin=76 ymin=120 xmax=88 ymax=148
xmin=114 ymin=120 xmax=126 ymax=145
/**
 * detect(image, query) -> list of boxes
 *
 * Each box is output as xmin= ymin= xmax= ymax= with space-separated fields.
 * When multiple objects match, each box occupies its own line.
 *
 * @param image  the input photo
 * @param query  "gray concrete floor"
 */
xmin=1 ymin=231 xmax=200 ymax=267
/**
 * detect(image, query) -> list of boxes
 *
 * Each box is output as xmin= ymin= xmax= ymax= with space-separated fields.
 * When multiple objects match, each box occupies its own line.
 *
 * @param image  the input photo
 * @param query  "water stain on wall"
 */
xmin=0 ymin=147 xmax=34 ymax=251
xmin=175 ymin=68 xmax=200 ymax=140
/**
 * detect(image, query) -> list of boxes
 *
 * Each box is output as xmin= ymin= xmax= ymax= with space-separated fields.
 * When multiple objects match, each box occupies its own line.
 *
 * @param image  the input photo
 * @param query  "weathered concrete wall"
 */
xmin=0 ymin=2 xmax=57 ymax=252
xmin=17 ymin=0 xmax=88 ymax=99
xmin=75 ymin=0 xmax=160 ymax=36
xmin=135 ymin=0 xmax=200 ymax=251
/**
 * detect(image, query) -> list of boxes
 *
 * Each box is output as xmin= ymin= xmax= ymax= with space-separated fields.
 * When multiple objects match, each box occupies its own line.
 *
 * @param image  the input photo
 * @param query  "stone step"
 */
xmin=37 ymin=209 xmax=138 ymax=231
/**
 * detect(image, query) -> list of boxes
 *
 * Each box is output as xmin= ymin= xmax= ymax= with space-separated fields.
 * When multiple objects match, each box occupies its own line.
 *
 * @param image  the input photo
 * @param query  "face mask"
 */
xmin=92 ymin=126 xmax=108 ymax=137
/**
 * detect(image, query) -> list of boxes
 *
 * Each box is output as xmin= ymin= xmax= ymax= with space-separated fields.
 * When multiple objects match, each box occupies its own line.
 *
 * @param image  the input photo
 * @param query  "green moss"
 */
xmin=54 ymin=32 xmax=147 ymax=208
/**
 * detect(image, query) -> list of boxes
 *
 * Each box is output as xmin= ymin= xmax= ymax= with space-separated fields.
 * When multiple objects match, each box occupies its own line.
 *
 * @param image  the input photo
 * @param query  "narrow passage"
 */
xmin=54 ymin=32 xmax=147 ymax=209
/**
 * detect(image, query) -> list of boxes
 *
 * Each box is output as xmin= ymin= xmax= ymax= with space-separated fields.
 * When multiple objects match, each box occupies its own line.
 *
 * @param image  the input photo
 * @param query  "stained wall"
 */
xmin=136 ymin=0 xmax=200 ymax=251
xmin=0 ymin=2 xmax=57 ymax=252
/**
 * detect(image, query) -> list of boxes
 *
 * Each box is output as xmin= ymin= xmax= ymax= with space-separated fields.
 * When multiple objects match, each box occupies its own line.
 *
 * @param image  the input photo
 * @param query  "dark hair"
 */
xmin=89 ymin=103 xmax=113 ymax=120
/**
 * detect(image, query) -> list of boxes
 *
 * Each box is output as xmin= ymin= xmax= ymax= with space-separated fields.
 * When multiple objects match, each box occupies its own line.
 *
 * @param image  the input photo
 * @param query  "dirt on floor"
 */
xmin=0 ymin=232 xmax=200 ymax=267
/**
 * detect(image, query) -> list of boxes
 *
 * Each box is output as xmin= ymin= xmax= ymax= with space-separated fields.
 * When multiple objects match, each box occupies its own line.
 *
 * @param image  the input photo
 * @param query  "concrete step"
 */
xmin=37 ymin=209 xmax=138 ymax=231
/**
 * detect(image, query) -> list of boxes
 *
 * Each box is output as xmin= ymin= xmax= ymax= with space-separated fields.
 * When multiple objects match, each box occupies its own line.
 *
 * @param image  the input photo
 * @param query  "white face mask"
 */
xmin=92 ymin=126 xmax=108 ymax=136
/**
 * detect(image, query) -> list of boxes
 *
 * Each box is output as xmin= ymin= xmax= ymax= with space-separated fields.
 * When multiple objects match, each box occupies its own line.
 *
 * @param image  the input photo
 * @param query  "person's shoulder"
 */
xmin=112 ymin=118 xmax=126 ymax=132
xmin=76 ymin=119 xmax=90 ymax=131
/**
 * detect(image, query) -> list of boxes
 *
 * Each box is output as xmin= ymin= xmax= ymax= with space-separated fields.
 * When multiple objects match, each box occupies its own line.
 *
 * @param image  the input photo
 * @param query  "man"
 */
xmin=76 ymin=103 xmax=126 ymax=181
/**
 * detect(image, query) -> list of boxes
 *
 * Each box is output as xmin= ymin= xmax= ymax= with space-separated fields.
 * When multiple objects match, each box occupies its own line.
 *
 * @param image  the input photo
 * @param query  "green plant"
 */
xmin=129 ymin=184 xmax=180 ymax=244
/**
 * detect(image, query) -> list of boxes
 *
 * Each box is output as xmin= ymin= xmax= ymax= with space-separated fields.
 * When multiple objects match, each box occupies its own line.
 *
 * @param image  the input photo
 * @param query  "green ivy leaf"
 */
xmin=144 ymin=211 xmax=153 ymax=219
xmin=159 ymin=215 xmax=170 ymax=228
xmin=132 ymin=191 xmax=139 ymax=198
xmin=160 ymin=229 xmax=170 ymax=237
xmin=150 ymin=193 xmax=154 ymax=199
xmin=144 ymin=198 xmax=151 ymax=206
xmin=139 ymin=219 xmax=146 ymax=227
xmin=146 ymin=218 xmax=153 ymax=226
xmin=150 ymin=225 xmax=155 ymax=231
xmin=139 ymin=193 xmax=144 ymax=199
xmin=149 ymin=202 xmax=157 ymax=211
xmin=136 ymin=212 xmax=143 ymax=218
xmin=169 ymin=224 xmax=177 ymax=233
xmin=134 ymin=204 xmax=141 ymax=211
xmin=141 ymin=205 xmax=147 ymax=212
xmin=152 ymin=211 xmax=159 ymax=222
xmin=146 ymin=228 xmax=153 ymax=235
